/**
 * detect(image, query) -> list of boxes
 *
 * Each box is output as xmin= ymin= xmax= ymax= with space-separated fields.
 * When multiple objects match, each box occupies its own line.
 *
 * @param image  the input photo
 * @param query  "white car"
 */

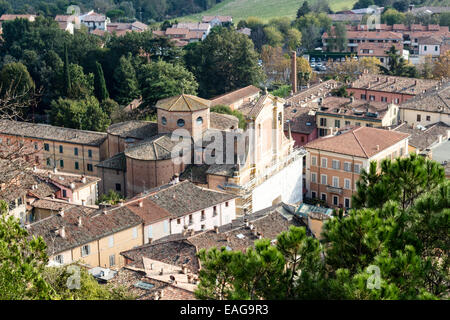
xmin=310 ymin=58 xmax=315 ymax=62
xmin=310 ymin=62 xmax=316 ymax=68
xmin=316 ymin=62 xmax=322 ymax=67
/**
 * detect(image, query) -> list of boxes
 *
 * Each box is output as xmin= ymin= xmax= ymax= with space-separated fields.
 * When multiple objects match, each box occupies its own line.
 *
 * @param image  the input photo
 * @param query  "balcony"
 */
xmin=326 ymin=185 xmax=343 ymax=195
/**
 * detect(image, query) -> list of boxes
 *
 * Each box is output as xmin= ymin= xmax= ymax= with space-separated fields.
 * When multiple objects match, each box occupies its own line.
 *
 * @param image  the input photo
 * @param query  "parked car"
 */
xmin=310 ymin=62 xmax=316 ymax=68
xmin=310 ymin=57 xmax=315 ymax=62
xmin=316 ymin=62 xmax=322 ymax=67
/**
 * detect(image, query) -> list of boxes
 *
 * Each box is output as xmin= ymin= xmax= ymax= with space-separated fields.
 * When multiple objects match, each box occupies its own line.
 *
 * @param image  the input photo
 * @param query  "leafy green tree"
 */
xmin=138 ymin=59 xmax=198 ymax=108
xmin=380 ymin=45 xmax=418 ymax=77
xmin=382 ymin=8 xmax=406 ymax=25
xmin=113 ymin=53 xmax=140 ymax=105
xmin=94 ymin=62 xmax=109 ymax=102
xmin=326 ymin=22 xmax=347 ymax=52
xmin=49 ymin=96 xmax=110 ymax=132
xmin=184 ymin=27 xmax=264 ymax=98
xmin=98 ymin=189 xmax=124 ymax=205
xmin=352 ymin=0 xmax=374 ymax=9
xmin=0 ymin=62 xmax=35 ymax=97
xmin=43 ymin=264 xmax=135 ymax=300
xmin=0 ymin=200 xmax=53 ymax=300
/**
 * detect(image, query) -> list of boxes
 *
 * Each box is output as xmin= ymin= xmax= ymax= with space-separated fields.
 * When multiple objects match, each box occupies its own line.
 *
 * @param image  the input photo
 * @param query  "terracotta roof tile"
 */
xmin=305 ymin=126 xmax=409 ymax=158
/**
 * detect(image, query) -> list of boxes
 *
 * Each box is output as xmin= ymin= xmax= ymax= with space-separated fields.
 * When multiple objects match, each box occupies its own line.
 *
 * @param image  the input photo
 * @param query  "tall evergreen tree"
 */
xmin=94 ymin=62 xmax=109 ymax=102
xmin=63 ymin=43 xmax=71 ymax=98
xmin=297 ymin=1 xmax=311 ymax=18
xmin=113 ymin=53 xmax=140 ymax=106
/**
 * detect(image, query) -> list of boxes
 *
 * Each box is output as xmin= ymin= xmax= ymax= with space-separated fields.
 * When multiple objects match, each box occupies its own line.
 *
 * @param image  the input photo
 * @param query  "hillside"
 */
xmin=178 ymin=0 xmax=358 ymax=22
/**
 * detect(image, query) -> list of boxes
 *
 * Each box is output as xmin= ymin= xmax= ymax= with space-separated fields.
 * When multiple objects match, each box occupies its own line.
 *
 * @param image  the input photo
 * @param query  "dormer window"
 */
xmin=177 ymin=119 xmax=185 ymax=127
xmin=161 ymin=116 xmax=167 ymax=125
xmin=196 ymin=116 xmax=203 ymax=125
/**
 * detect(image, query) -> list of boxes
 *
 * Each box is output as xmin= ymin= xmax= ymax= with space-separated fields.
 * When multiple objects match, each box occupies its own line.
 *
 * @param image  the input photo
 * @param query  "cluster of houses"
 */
xmin=323 ymin=5 xmax=450 ymax=66
xmin=0 ymin=11 xmax=148 ymax=36
xmin=152 ymin=16 xmax=234 ymax=47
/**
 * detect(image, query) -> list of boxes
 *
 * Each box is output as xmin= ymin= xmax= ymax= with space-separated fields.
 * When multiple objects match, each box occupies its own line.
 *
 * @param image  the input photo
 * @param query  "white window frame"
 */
xmin=311 ymin=156 xmax=317 ymax=166
xmin=332 ymin=160 xmax=340 ymax=170
xmin=109 ymin=254 xmax=115 ymax=267
xmin=332 ymin=195 xmax=339 ymax=206
xmin=321 ymin=174 xmax=327 ymax=185
xmin=311 ymin=172 xmax=317 ymax=183
xmin=344 ymin=162 xmax=352 ymax=172
xmin=344 ymin=178 xmax=351 ymax=190
xmin=344 ymin=197 xmax=351 ymax=208
xmin=321 ymin=158 xmax=328 ymax=168
xmin=81 ymin=244 xmax=90 ymax=257
xmin=332 ymin=176 xmax=339 ymax=188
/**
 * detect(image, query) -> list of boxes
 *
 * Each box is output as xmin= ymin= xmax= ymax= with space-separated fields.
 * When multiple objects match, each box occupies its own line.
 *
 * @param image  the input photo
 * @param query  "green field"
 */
xmin=178 ymin=0 xmax=358 ymax=23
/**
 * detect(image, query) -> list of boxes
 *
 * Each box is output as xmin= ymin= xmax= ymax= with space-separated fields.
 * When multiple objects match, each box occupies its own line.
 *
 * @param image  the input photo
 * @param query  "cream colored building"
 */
xmin=28 ymin=204 xmax=143 ymax=269
xmin=305 ymin=126 xmax=410 ymax=209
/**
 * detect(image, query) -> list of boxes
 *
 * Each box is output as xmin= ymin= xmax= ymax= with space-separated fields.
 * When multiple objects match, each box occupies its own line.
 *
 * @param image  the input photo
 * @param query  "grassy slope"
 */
xmin=178 ymin=0 xmax=358 ymax=23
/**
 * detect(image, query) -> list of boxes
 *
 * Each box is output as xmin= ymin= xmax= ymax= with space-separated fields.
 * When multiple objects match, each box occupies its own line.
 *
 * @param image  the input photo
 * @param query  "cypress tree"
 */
xmin=94 ymin=61 xmax=109 ymax=102
xmin=63 ymin=43 xmax=71 ymax=97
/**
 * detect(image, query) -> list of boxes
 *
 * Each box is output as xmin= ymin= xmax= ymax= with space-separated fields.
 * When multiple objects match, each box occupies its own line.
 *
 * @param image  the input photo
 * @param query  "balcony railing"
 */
xmin=326 ymin=185 xmax=343 ymax=195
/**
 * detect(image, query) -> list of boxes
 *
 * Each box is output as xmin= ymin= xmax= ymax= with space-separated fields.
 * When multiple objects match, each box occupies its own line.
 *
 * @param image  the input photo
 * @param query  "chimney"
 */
xmin=81 ymin=176 xmax=86 ymax=184
xmin=172 ymin=174 xmax=180 ymax=184
xmin=138 ymin=200 xmax=143 ymax=207
xmin=244 ymin=218 xmax=249 ymax=227
xmin=160 ymin=267 xmax=164 ymax=275
xmin=60 ymin=226 xmax=66 ymax=238
xmin=350 ymin=96 xmax=355 ymax=103
xmin=182 ymin=264 xmax=188 ymax=274
xmin=159 ymin=290 xmax=164 ymax=299
xmin=77 ymin=216 xmax=82 ymax=227
xmin=187 ymin=274 xmax=193 ymax=283
xmin=81 ymin=199 xmax=86 ymax=206
xmin=53 ymin=167 xmax=58 ymax=173
xmin=214 ymin=225 xmax=219 ymax=234
xmin=148 ymin=238 xmax=153 ymax=244
xmin=249 ymin=223 xmax=254 ymax=230
xmin=376 ymin=145 xmax=380 ymax=151
xmin=119 ymin=201 xmax=124 ymax=207
xmin=58 ymin=208 xmax=64 ymax=217
xmin=189 ymin=229 xmax=195 ymax=236
xmin=257 ymin=232 xmax=263 ymax=240
xmin=252 ymin=227 xmax=258 ymax=236
xmin=70 ymin=182 xmax=76 ymax=190
xmin=291 ymin=51 xmax=297 ymax=94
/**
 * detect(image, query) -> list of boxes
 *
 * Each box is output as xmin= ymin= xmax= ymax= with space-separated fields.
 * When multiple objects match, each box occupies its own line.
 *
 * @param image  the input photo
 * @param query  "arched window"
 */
xmin=196 ymin=116 xmax=203 ymax=125
xmin=161 ymin=116 xmax=167 ymax=125
xmin=177 ymin=119 xmax=185 ymax=127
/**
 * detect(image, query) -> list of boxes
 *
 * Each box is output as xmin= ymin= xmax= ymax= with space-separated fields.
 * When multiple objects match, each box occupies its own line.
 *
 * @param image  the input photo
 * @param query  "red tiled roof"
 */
xmin=304 ymin=126 xmax=409 ymax=158
xmin=211 ymin=85 xmax=261 ymax=106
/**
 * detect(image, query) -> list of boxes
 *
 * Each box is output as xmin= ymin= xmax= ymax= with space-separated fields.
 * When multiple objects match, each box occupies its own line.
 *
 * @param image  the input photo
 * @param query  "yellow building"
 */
xmin=315 ymin=97 xmax=399 ymax=137
xmin=28 ymin=203 xmax=143 ymax=269
xmin=0 ymin=120 xmax=108 ymax=177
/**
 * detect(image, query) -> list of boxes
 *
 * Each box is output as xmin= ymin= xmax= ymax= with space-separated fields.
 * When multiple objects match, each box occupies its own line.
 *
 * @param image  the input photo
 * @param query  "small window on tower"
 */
xmin=177 ymin=119 xmax=185 ymax=127
xmin=161 ymin=116 xmax=167 ymax=125
xmin=196 ymin=116 xmax=203 ymax=125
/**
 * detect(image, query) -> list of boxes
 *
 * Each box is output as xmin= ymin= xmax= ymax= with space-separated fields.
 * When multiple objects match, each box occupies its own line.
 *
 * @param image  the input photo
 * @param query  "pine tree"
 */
xmin=297 ymin=1 xmax=311 ymax=18
xmin=94 ymin=61 xmax=109 ymax=102
xmin=63 ymin=43 xmax=71 ymax=98
xmin=113 ymin=53 xmax=140 ymax=106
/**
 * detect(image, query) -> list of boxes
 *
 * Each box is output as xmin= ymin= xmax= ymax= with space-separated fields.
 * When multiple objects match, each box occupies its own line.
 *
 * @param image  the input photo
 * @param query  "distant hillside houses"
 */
xmin=153 ymin=16 xmax=233 ymax=47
